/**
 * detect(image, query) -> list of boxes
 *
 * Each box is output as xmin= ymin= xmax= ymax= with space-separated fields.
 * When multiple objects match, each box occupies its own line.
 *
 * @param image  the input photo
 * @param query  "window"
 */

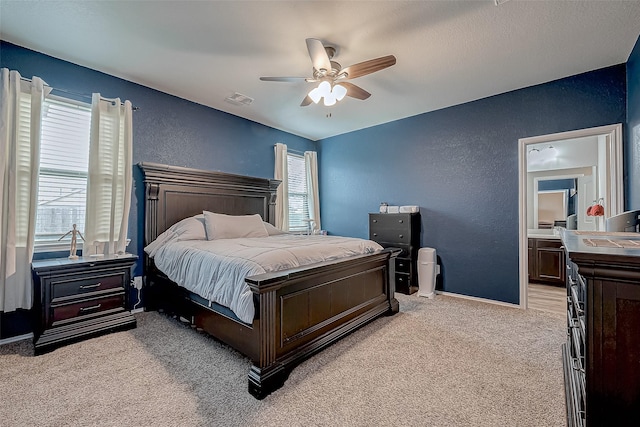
xmin=35 ymin=96 xmax=91 ymax=249
xmin=287 ymin=153 xmax=310 ymax=232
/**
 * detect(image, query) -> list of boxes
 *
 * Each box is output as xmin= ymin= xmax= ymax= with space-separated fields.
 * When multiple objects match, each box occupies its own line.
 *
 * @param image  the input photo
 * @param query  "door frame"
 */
xmin=518 ymin=124 xmax=623 ymax=308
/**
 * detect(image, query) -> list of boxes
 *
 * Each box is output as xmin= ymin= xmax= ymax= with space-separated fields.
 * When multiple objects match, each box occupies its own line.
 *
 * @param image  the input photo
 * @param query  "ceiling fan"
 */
xmin=260 ymin=38 xmax=396 ymax=107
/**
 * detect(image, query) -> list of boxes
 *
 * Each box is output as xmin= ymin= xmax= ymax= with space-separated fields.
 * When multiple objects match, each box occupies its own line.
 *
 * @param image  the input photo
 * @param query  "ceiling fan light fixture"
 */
xmin=308 ymin=87 xmax=322 ymax=104
xmin=333 ymin=84 xmax=347 ymax=101
xmin=261 ymin=38 xmax=396 ymax=108
xmin=323 ymin=93 xmax=337 ymax=106
xmin=318 ymin=81 xmax=331 ymax=97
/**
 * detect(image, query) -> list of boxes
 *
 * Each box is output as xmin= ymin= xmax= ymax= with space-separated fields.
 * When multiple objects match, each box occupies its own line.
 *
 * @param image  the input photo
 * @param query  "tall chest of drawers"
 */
xmin=369 ymin=212 xmax=421 ymax=295
xmin=32 ymin=255 xmax=138 ymax=355
xmin=561 ymin=230 xmax=640 ymax=426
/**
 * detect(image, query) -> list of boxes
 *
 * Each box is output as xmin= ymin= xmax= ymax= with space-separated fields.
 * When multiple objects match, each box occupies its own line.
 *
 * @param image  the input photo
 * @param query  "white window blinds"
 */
xmin=35 ymin=97 xmax=91 ymax=246
xmin=287 ymin=153 xmax=310 ymax=232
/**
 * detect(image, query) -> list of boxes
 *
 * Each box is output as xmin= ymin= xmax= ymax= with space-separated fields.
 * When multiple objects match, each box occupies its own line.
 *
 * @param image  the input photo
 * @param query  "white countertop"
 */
xmin=527 ymin=228 xmax=562 ymax=240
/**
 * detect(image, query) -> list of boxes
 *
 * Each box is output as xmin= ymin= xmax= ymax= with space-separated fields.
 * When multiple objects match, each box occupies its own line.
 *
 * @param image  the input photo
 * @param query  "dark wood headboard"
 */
xmin=138 ymin=162 xmax=280 ymax=246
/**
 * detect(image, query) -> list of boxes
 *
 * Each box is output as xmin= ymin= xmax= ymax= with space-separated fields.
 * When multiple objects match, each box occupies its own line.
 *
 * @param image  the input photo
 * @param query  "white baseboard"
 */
xmin=435 ymin=291 xmax=522 ymax=309
xmin=0 ymin=332 xmax=33 ymax=346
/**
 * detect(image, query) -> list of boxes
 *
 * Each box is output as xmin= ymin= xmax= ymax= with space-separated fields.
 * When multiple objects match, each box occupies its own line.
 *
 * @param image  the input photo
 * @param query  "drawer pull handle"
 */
xmin=398 ymin=234 xmax=403 ymax=238
xmin=79 ymin=283 xmax=102 ymax=290
xmin=373 ymin=233 xmax=378 ymax=237
xmin=398 ymin=220 xmax=403 ymax=223
xmin=79 ymin=304 xmax=102 ymax=312
xmin=373 ymin=219 xmax=377 ymax=223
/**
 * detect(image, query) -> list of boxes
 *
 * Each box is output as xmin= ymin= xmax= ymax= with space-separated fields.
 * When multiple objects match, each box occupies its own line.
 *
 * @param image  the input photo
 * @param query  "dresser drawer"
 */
xmin=51 ymin=271 xmax=127 ymax=301
xmin=395 ymin=273 xmax=414 ymax=288
xmin=370 ymin=228 xmax=411 ymax=244
xmin=51 ymin=293 xmax=125 ymax=325
xmin=536 ymin=238 xmax=562 ymax=249
xmin=396 ymin=257 xmax=411 ymax=273
xmin=370 ymin=214 xmax=412 ymax=231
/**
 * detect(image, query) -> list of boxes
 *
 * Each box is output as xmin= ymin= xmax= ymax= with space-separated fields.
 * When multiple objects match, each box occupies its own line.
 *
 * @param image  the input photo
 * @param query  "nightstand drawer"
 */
xmin=51 ymin=294 xmax=125 ymax=324
xmin=51 ymin=272 xmax=126 ymax=301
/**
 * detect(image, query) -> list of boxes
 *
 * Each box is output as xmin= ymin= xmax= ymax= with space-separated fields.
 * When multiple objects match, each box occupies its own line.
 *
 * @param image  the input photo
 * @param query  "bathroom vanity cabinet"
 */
xmin=528 ymin=237 xmax=565 ymax=286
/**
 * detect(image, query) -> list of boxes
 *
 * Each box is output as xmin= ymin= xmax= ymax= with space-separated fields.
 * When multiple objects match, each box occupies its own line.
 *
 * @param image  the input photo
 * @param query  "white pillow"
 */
xmin=144 ymin=230 xmax=177 ymax=258
xmin=203 ymin=211 xmax=268 ymax=240
xmin=263 ymin=221 xmax=287 ymax=236
xmin=144 ymin=214 xmax=207 ymax=257
xmin=172 ymin=214 xmax=207 ymax=241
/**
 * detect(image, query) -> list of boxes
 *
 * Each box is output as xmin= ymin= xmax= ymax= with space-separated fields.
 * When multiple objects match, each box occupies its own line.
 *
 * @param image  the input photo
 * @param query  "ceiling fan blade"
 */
xmin=306 ymin=38 xmax=332 ymax=72
xmin=341 ymin=55 xmax=396 ymax=79
xmin=340 ymin=82 xmax=371 ymax=100
xmin=300 ymin=95 xmax=313 ymax=107
xmin=260 ymin=76 xmax=309 ymax=82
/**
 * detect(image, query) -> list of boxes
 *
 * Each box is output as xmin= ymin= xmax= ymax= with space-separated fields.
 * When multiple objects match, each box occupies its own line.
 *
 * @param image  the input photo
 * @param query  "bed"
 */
xmin=139 ymin=162 xmax=399 ymax=399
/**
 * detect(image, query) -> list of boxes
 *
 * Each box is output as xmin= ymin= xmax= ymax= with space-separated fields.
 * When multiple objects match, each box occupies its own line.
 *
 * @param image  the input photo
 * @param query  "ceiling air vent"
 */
xmin=225 ymin=92 xmax=254 ymax=106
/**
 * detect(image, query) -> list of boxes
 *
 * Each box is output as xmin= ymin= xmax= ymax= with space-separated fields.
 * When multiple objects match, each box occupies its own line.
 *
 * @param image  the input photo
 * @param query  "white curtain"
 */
xmin=304 ymin=151 xmax=321 ymax=233
xmin=0 ymin=69 xmax=49 ymax=312
xmin=274 ymin=143 xmax=289 ymax=231
xmin=84 ymin=94 xmax=133 ymax=256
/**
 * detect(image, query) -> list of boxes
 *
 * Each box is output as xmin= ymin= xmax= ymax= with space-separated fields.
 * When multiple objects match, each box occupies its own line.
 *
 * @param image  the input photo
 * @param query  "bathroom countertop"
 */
xmin=527 ymin=229 xmax=562 ymax=240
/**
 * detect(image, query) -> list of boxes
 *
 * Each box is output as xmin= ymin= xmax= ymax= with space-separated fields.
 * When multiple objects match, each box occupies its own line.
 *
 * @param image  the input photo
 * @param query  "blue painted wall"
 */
xmin=318 ymin=65 xmax=626 ymax=304
xmin=627 ymin=35 xmax=640 ymax=210
xmin=0 ymin=41 xmax=315 ymax=278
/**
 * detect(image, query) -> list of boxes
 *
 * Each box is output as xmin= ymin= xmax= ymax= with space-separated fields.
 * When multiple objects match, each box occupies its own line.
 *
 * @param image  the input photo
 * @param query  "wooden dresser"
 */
xmin=561 ymin=230 xmax=640 ymax=426
xmin=32 ymin=254 xmax=138 ymax=355
xmin=369 ymin=212 xmax=421 ymax=294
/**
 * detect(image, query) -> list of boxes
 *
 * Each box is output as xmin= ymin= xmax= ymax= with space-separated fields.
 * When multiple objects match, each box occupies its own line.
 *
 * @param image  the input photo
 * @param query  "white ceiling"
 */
xmin=2 ymin=1 xmax=640 ymax=141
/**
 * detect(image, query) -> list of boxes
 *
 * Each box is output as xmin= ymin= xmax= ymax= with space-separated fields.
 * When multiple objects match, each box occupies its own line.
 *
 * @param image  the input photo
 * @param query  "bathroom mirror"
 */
xmin=531 ymin=171 xmax=597 ymax=232
xmin=536 ymin=189 xmax=568 ymax=228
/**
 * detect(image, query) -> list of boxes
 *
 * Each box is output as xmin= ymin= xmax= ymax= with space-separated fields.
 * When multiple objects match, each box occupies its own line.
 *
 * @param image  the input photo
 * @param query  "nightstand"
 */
xmin=31 ymin=254 xmax=138 ymax=355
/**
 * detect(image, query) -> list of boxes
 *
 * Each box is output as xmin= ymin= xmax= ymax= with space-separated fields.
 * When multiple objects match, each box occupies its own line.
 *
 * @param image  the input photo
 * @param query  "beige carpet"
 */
xmin=0 ymin=294 xmax=566 ymax=427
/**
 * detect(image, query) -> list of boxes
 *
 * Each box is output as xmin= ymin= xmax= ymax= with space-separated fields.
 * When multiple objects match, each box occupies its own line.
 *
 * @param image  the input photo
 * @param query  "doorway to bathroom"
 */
xmin=517 ymin=124 xmax=624 ymax=310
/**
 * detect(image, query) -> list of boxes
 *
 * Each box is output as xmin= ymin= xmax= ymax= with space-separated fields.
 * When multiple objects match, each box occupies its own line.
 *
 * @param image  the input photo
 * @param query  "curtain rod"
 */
xmin=274 ymin=144 xmax=305 ymax=156
xmin=18 ymin=76 xmax=139 ymax=110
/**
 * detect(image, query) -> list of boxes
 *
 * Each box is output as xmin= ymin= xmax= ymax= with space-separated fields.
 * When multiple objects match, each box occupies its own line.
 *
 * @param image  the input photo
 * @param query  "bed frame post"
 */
xmin=248 ymin=299 xmax=286 ymax=398
xmin=248 ymin=284 xmax=288 ymax=399
xmin=387 ymin=248 xmax=401 ymax=314
xmin=268 ymin=191 xmax=278 ymax=226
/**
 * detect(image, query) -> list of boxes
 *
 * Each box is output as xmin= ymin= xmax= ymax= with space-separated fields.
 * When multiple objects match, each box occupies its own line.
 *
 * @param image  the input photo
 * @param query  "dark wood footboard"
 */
xmin=245 ymin=248 xmax=399 ymax=398
xmin=145 ymin=248 xmax=399 ymax=398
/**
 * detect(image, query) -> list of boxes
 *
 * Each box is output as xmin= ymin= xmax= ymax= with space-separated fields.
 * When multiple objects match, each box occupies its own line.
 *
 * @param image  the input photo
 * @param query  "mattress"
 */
xmin=149 ymin=234 xmax=383 ymax=323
